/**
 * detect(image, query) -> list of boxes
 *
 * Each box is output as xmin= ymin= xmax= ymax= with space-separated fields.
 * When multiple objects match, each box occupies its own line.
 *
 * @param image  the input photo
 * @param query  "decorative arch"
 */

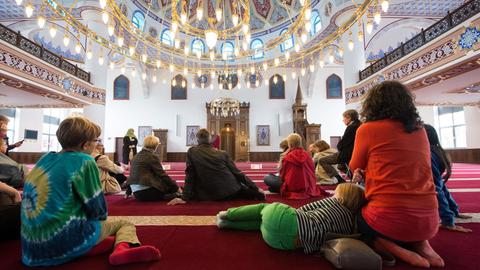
xmin=326 ymin=74 xmax=342 ymax=99
xmin=191 ymin=39 xmax=205 ymax=55
xmin=269 ymin=74 xmax=285 ymax=99
xmin=311 ymin=10 xmax=322 ymax=35
xmin=161 ymin=29 xmax=174 ymax=46
xmin=250 ymin=39 xmax=264 ymax=60
xmin=132 ymin=11 xmax=145 ymax=30
xmin=221 ymin=41 xmax=235 ymax=60
xmin=279 ymin=28 xmax=294 ymax=52
xmin=113 ymin=75 xmax=129 ymax=100
xmin=171 ymin=74 xmax=187 ymax=100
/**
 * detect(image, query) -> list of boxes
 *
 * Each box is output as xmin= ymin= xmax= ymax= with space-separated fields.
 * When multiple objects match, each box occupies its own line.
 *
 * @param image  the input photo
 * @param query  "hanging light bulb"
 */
xmin=156 ymin=60 xmax=161 ymax=68
xmin=309 ymin=64 xmax=315 ymax=72
xmin=210 ymin=83 xmax=214 ymax=90
xmin=75 ymin=42 xmax=81 ymax=53
xmin=86 ymin=49 xmax=93 ymax=60
xmin=15 ymin=0 xmax=22 ymax=6
xmin=184 ymin=46 xmax=190 ymax=55
xmin=129 ymin=46 xmax=135 ymax=56
xmin=338 ymin=47 xmax=344 ymax=57
xmin=319 ymin=58 xmax=325 ymax=68
xmin=210 ymin=50 xmax=215 ymax=61
xmin=301 ymin=68 xmax=306 ymax=76
xmin=142 ymin=53 xmax=147 ymax=63
xmin=211 ymin=70 xmax=215 ymax=78
xmin=242 ymin=24 xmax=249 ymax=34
xmin=237 ymin=69 xmax=243 ymax=76
xmin=299 ymin=0 xmax=305 ymax=6
xmin=250 ymin=66 xmax=255 ymax=73
xmin=152 ymin=74 xmax=157 ymax=83
xmin=381 ymin=0 xmax=389 ymax=12
xmin=292 ymin=71 xmax=296 ymax=79
xmin=358 ymin=30 xmax=364 ymax=42
xmin=283 ymin=74 xmax=287 ymax=81
xmin=197 ymin=70 xmax=201 ymax=77
xmin=294 ymin=43 xmax=300 ymax=53
xmin=172 ymin=79 xmax=177 ymax=86
xmin=232 ymin=13 xmax=239 ymax=26
xmin=182 ymin=80 xmax=186 ymax=88
xmin=263 ymin=62 xmax=268 ymax=70
xmin=366 ymin=20 xmax=373 ymax=34
xmin=108 ymin=24 xmax=115 ymax=36
xmin=37 ymin=16 xmax=45 ymax=28
xmin=117 ymin=35 xmax=124 ymax=47
xmin=99 ymin=0 xmax=107 ymax=9
xmin=215 ymin=8 xmax=222 ymax=21
xmin=142 ymin=72 xmax=147 ymax=80
xmin=196 ymin=50 xmax=201 ymax=59
xmin=174 ymin=39 xmax=180 ymax=49
xmin=183 ymin=67 xmax=188 ymax=75
xmin=285 ymin=51 xmax=290 ymax=60
xmin=305 ymin=21 xmax=311 ymax=33
xmin=234 ymin=47 xmax=239 ymax=56
xmin=25 ymin=4 xmax=34 ymax=18
xmin=274 ymin=58 xmax=280 ymax=67
xmin=273 ymin=76 xmax=278 ymax=84
xmin=265 ymin=79 xmax=269 ymax=86
xmin=238 ymin=82 xmax=241 ymax=89
xmin=171 ymin=21 xmax=178 ymax=33
xmin=121 ymin=66 xmax=126 ymax=74
xmin=63 ymin=33 xmax=70 ymax=47
xmin=98 ymin=54 xmax=104 ymax=65
xmin=162 ymin=79 xmax=166 ymax=84
xmin=348 ymin=39 xmax=354 ymax=51
xmin=242 ymin=42 xmax=248 ymax=51
xmin=301 ymin=32 xmax=307 ymax=43
xmin=109 ymin=62 xmax=115 ymax=70
xmin=131 ymin=69 xmax=136 ymax=77
xmin=255 ymin=80 xmax=259 ymax=87
xmin=180 ymin=12 xmax=187 ymax=24
xmin=246 ymin=81 xmax=250 ymax=88
xmin=49 ymin=24 xmax=57 ymax=38
xmin=197 ymin=7 xmax=203 ymax=20
xmin=205 ymin=29 xmax=218 ymax=49
xmin=374 ymin=11 xmax=381 ymax=25
xmin=245 ymin=33 xmax=251 ymax=44
xmin=228 ymin=82 xmax=232 ymax=89
xmin=305 ymin=8 xmax=312 ymax=20
xmin=102 ymin=11 xmax=109 ymax=24
xmin=169 ymin=64 xmax=174 ymax=72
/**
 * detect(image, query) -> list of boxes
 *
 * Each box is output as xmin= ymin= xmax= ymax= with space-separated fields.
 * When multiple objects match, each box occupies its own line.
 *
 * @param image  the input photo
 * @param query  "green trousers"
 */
xmin=224 ymin=203 xmax=299 ymax=250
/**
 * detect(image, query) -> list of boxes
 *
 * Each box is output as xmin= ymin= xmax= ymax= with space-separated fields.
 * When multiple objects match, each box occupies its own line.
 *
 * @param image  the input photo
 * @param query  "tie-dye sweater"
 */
xmin=21 ymin=152 xmax=107 ymax=266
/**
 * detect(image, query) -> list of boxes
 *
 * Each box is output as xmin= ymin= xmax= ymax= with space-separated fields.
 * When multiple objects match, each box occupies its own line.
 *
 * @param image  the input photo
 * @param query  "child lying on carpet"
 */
xmin=424 ymin=124 xmax=472 ymax=233
xmin=21 ymin=116 xmax=161 ymax=267
xmin=216 ymin=183 xmax=365 ymax=254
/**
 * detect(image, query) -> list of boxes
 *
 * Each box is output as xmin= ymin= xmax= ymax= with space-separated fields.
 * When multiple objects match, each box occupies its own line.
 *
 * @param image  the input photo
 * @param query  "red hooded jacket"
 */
xmin=280 ymin=147 xmax=328 ymax=199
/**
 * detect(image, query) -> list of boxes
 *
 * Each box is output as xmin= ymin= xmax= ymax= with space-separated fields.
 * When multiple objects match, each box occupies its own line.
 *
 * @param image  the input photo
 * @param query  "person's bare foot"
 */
xmin=456 ymin=213 xmax=472 ymax=219
xmin=440 ymin=224 xmax=472 ymax=233
xmin=412 ymin=240 xmax=445 ymax=268
xmin=374 ymin=238 xmax=430 ymax=268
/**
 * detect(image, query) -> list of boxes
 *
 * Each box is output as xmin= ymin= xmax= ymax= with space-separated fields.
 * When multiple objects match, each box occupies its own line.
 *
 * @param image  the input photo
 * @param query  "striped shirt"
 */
xmin=296 ymin=197 xmax=354 ymax=254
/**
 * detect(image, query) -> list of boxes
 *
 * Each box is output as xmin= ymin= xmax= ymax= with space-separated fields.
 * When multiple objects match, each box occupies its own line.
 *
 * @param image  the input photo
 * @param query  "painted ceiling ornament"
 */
xmin=193 ymin=73 xmax=212 ymax=88
xmin=458 ymin=27 xmax=480 ymax=50
xmin=62 ymin=77 xmax=73 ymax=92
xmin=244 ymin=71 xmax=263 ymax=88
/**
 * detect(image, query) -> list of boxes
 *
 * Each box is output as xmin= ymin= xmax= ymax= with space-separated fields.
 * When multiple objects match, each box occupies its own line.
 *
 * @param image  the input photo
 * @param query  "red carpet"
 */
xmin=1 ymin=224 xmax=479 ymax=270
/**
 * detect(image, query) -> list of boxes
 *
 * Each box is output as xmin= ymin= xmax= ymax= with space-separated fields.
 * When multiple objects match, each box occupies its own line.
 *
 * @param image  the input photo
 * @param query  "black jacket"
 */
xmin=337 ymin=120 xmax=361 ymax=164
xmin=3 ymin=136 xmax=16 ymax=156
xmin=127 ymin=149 xmax=178 ymax=193
xmin=182 ymin=143 xmax=258 ymax=201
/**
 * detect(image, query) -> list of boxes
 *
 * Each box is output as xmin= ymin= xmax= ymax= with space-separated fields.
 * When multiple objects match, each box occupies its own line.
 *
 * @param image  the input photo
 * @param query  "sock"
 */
xmin=412 ymin=240 xmax=445 ymax=268
xmin=109 ymin=242 xmax=161 ymax=265
xmin=86 ymin=236 xmax=115 ymax=256
xmin=374 ymin=238 xmax=430 ymax=268
xmin=334 ymin=174 xmax=346 ymax=183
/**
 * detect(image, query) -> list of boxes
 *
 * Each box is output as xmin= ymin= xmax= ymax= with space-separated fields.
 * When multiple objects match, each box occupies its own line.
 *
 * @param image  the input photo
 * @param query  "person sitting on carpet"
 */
xmin=21 ymin=116 xmax=161 ymax=267
xmin=125 ymin=135 xmax=181 ymax=201
xmin=216 ymin=183 xmax=366 ymax=254
xmin=350 ymin=80 xmax=443 ymax=268
xmin=265 ymin=133 xmax=327 ymax=199
xmin=311 ymin=140 xmax=338 ymax=185
xmin=91 ymin=141 xmax=127 ymax=194
xmin=167 ymin=128 xmax=265 ymax=205
xmin=263 ymin=139 xmax=289 ymax=193
xmin=0 ymin=139 xmax=27 ymax=188
xmin=424 ymin=124 xmax=472 ymax=233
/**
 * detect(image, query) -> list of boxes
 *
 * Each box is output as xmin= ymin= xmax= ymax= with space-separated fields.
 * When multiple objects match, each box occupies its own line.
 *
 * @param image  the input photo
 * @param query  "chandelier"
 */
xmin=209 ymin=98 xmax=240 ymax=117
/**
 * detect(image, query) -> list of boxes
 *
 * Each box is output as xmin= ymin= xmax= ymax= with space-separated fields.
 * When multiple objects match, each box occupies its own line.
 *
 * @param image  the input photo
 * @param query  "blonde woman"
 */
xmin=122 ymin=128 xmax=138 ymax=164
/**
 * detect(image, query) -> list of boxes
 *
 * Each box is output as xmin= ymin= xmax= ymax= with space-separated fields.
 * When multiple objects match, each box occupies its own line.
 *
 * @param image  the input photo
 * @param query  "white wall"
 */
xmin=14 ymin=109 xmax=43 ymax=152
xmin=103 ymin=65 xmax=348 ymax=153
xmin=465 ymin=106 xmax=480 ymax=148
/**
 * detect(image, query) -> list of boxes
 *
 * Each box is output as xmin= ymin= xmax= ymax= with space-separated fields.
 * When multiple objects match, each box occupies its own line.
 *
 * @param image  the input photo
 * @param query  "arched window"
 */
xmin=326 ymin=74 xmax=342 ymax=99
xmin=221 ymin=41 xmax=234 ymax=60
xmin=250 ymin=39 xmax=264 ymax=60
xmin=191 ymin=39 xmax=205 ymax=55
xmin=132 ymin=11 xmax=145 ymax=30
xmin=279 ymin=28 xmax=294 ymax=52
xmin=113 ymin=75 xmax=129 ymax=100
xmin=269 ymin=74 xmax=285 ymax=99
xmin=171 ymin=74 xmax=187 ymax=100
xmin=161 ymin=29 xmax=174 ymax=46
xmin=311 ymin=10 xmax=322 ymax=35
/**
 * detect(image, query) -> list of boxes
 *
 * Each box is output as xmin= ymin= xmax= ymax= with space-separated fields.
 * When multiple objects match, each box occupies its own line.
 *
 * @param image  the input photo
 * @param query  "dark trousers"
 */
xmin=110 ymin=173 xmax=127 ymax=186
xmin=0 ymin=204 xmax=20 ymax=241
xmin=133 ymin=187 xmax=179 ymax=202
xmin=357 ymin=212 xmax=406 ymax=246
xmin=223 ymin=185 xmax=265 ymax=201
xmin=263 ymin=174 xmax=282 ymax=193
xmin=318 ymin=152 xmax=341 ymax=177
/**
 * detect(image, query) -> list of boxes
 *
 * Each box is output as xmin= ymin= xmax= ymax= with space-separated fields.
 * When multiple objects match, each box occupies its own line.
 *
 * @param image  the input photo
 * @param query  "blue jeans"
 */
xmin=434 ymin=178 xmax=459 ymax=227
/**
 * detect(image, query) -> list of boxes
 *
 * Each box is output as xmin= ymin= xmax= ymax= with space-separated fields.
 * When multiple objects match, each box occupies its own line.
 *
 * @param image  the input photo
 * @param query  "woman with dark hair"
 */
xmin=349 ymin=81 xmax=443 ymax=268
xmin=424 ymin=124 xmax=472 ymax=233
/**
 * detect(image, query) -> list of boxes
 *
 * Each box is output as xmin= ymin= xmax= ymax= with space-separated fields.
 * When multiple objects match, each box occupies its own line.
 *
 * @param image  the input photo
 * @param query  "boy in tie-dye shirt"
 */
xmin=21 ymin=117 xmax=161 ymax=266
